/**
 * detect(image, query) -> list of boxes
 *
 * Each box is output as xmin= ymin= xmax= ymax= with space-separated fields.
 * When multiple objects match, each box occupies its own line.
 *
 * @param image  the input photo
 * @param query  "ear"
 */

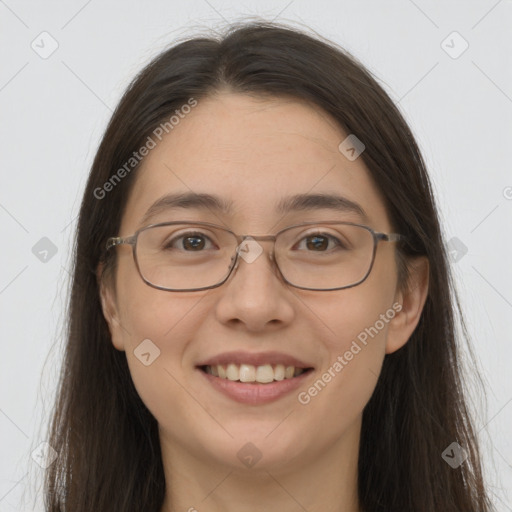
xmin=97 ymin=262 xmax=126 ymax=352
xmin=385 ymin=256 xmax=429 ymax=354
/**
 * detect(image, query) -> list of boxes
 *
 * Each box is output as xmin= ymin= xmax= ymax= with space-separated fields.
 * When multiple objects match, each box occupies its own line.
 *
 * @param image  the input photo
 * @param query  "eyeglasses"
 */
xmin=106 ymin=220 xmax=406 ymax=292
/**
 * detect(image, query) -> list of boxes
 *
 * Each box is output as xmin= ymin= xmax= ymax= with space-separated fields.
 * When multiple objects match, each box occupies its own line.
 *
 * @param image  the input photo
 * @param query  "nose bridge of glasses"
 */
xmin=229 ymin=234 xmax=284 ymax=291
xmin=234 ymin=234 xmax=277 ymax=261
xmin=238 ymin=234 xmax=276 ymax=242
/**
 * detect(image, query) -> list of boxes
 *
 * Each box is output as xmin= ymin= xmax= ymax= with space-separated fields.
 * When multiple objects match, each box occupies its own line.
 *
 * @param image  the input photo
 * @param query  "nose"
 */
xmin=213 ymin=238 xmax=295 ymax=332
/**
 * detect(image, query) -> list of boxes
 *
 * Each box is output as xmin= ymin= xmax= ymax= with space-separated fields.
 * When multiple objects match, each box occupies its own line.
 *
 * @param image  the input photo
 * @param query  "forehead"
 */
xmin=120 ymin=92 xmax=390 ymax=233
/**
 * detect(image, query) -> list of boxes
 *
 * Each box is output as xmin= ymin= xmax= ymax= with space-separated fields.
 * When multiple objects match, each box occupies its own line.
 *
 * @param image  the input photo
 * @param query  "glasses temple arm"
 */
xmin=106 ymin=235 xmax=136 ymax=250
xmin=379 ymin=233 xmax=407 ymax=243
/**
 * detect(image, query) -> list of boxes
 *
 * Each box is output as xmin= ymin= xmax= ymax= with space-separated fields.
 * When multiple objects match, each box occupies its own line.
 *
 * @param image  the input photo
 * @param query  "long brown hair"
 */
xmin=44 ymin=21 xmax=493 ymax=511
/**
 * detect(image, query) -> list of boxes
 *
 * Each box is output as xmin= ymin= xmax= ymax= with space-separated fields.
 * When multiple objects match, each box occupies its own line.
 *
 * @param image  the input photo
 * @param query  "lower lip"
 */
xmin=197 ymin=368 xmax=314 ymax=405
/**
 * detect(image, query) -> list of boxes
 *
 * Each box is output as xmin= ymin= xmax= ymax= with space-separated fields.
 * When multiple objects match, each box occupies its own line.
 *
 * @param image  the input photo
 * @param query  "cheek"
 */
xmin=115 ymin=251 xmax=207 ymax=343
xmin=118 ymin=295 xmax=210 ymax=440
xmin=114 ymin=264 xmax=209 ymax=421
xmin=295 ymin=272 xmax=397 ymax=428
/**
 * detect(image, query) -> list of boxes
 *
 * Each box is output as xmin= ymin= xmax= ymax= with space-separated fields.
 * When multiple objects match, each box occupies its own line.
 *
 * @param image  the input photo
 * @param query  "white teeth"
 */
xmin=239 ymin=364 xmax=255 ymax=382
xmin=274 ymin=364 xmax=285 ymax=381
xmin=255 ymin=364 xmax=274 ymax=383
xmin=226 ymin=363 xmax=239 ymax=381
xmin=204 ymin=363 xmax=307 ymax=383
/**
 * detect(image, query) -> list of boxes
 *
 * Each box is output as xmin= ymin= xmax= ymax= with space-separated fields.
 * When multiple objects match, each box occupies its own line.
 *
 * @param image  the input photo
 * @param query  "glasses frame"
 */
xmin=106 ymin=220 xmax=406 ymax=292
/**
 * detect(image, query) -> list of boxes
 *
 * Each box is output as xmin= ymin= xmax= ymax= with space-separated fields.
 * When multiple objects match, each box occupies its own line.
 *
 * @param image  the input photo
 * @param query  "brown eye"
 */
xmin=295 ymin=233 xmax=343 ymax=252
xmin=182 ymin=235 xmax=206 ymax=250
xmin=163 ymin=232 xmax=215 ymax=251
xmin=306 ymin=235 xmax=329 ymax=251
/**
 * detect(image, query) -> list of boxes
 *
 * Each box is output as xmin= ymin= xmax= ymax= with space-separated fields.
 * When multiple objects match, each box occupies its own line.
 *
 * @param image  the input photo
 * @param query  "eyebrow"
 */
xmin=140 ymin=191 xmax=368 ymax=226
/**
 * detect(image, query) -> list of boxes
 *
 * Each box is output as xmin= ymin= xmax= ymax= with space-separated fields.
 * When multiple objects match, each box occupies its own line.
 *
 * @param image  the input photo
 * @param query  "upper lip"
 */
xmin=196 ymin=351 xmax=315 ymax=369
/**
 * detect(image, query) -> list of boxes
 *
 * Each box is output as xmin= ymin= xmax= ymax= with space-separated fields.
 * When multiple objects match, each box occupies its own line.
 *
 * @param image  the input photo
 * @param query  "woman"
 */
xmin=44 ymin=21 xmax=493 ymax=511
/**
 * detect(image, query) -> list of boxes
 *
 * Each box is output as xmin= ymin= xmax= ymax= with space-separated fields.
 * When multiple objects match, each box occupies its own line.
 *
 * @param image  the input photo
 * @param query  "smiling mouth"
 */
xmin=198 ymin=364 xmax=314 ymax=384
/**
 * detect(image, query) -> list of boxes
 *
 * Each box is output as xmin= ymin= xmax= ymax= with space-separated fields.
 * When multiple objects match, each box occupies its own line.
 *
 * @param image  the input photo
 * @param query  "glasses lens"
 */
xmin=275 ymin=223 xmax=375 ymax=290
xmin=136 ymin=224 xmax=237 ymax=290
xmin=135 ymin=222 xmax=375 ymax=291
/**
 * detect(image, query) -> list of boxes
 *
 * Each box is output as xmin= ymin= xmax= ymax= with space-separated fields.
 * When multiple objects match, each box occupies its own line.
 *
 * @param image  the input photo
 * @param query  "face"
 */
xmin=101 ymin=92 xmax=419 ymax=475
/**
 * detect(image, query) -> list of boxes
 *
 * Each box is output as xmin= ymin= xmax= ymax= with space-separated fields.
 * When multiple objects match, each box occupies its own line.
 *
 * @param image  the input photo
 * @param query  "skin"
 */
xmin=100 ymin=92 xmax=429 ymax=512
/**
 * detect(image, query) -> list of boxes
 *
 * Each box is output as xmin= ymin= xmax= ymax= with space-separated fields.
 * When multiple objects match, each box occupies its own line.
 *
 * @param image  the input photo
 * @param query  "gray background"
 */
xmin=1 ymin=0 xmax=511 ymax=510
